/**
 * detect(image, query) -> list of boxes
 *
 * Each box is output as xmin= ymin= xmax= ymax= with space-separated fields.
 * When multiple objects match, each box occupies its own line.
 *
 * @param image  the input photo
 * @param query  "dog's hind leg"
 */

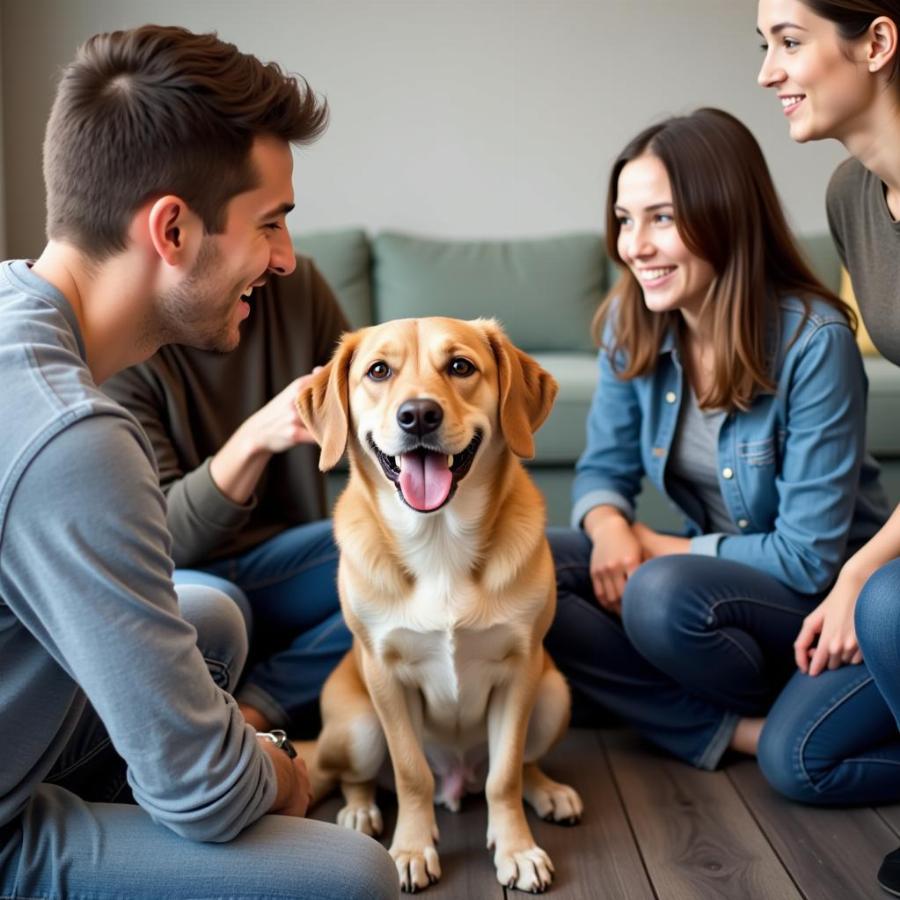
xmin=337 ymin=778 xmax=383 ymax=835
xmin=522 ymin=763 xmax=582 ymax=826
xmin=334 ymin=711 xmax=387 ymax=836
xmin=292 ymin=739 xmax=337 ymax=807
xmin=315 ymin=651 xmax=388 ymax=835
xmin=522 ymin=653 xmax=583 ymax=825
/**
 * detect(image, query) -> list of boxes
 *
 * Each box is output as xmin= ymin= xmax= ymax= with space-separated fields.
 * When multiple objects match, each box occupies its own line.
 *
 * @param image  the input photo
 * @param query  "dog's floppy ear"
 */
xmin=482 ymin=319 xmax=558 ymax=459
xmin=296 ymin=331 xmax=360 ymax=471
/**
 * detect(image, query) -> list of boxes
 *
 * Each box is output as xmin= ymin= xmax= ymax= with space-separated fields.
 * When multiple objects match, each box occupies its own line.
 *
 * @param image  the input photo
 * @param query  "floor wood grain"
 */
xmin=309 ymin=728 xmax=898 ymax=899
xmin=603 ymin=731 xmax=801 ymax=900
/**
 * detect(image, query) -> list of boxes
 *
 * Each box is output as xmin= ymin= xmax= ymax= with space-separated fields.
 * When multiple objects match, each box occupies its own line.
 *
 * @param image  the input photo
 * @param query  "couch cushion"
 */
xmin=864 ymin=356 xmax=900 ymax=456
xmin=373 ymin=232 xmax=605 ymax=352
xmin=530 ymin=352 xmax=596 ymax=463
xmin=294 ymin=228 xmax=373 ymax=329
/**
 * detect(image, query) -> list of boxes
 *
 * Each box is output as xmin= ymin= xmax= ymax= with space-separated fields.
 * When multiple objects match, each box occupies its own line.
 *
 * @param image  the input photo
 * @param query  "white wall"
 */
xmin=1 ymin=0 xmax=847 ymax=260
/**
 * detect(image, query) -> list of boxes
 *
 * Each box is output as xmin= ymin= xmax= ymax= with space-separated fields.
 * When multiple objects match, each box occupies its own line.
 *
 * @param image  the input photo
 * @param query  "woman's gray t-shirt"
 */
xmin=827 ymin=156 xmax=900 ymax=366
xmin=666 ymin=386 xmax=740 ymax=535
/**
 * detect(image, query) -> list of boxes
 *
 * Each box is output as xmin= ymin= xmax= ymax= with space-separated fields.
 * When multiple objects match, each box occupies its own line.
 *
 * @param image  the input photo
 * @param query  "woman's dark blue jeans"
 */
xmin=546 ymin=527 xmax=819 ymax=770
xmin=758 ymin=557 xmax=900 ymax=805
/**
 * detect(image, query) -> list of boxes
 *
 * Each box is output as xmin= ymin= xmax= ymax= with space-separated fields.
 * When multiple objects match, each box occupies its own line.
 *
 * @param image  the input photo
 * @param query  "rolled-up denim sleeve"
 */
xmin=690 ymin=533 xmax=723 ymax=556
xmin=571 ymin=342 xmax=645 ymax=530
xmin=715 ymin=321 xmax=866 ymax=594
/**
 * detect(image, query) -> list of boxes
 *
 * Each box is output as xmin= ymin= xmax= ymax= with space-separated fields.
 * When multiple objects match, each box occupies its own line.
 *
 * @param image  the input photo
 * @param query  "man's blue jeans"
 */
xmin=0 ymin=583 xmax=397 ymax=900
xmin=546 ymin=527 xmax=819 ymax=770
xmin=758 ymin=557 xmax=900 ymax=805
xmin=175 ymin=519 xmax=352 ymax=733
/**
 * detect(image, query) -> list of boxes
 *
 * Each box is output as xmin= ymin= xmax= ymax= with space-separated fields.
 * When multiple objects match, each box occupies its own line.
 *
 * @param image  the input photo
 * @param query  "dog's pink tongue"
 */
xmin=398 ymin=450 xmax=453 ymax=511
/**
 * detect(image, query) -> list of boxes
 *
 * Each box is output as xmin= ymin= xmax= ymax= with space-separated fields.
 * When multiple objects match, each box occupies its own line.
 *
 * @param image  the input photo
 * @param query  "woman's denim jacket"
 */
xmin=572 ymin=296 xmax=890 ymax=595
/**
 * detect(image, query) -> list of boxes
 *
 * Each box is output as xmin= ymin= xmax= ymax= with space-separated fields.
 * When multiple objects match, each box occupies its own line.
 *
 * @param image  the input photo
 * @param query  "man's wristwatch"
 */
xmin=256 ymin=729 xmax=297 ymax=759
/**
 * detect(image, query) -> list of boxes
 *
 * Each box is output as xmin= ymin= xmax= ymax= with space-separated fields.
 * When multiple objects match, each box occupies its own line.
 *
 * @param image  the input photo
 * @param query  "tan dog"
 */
xmin=297 ymin=317 xmax=582 ymax=893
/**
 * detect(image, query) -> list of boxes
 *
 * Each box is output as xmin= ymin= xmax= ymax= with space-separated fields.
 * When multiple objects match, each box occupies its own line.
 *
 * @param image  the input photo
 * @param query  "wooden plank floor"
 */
xmin=311 ymin=728 xmax=900 ymax=898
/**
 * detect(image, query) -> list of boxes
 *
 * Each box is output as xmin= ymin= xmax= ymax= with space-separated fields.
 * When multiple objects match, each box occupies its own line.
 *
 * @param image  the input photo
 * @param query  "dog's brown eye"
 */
xmin=367 ymin=361 xmax=391 ymax=381
xmin=449 ymin=357 xmax=475 ymax=377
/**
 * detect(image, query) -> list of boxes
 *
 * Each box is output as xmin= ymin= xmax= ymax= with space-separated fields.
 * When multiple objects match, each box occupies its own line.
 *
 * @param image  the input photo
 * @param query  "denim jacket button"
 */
xmin=665 ymin=391 xmax=677 ymax=404
xmin=722 ymin=467 xmax=734 ymax=479
xmin=738 ymin=518 xmax=749 ymax=528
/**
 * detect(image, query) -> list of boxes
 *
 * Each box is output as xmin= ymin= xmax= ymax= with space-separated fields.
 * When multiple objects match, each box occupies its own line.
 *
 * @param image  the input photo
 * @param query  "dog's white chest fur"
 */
xmin=380 ymin=620 xmax=520 ymax=736
xmin=353 ymin=504 xmax=531 ymax=741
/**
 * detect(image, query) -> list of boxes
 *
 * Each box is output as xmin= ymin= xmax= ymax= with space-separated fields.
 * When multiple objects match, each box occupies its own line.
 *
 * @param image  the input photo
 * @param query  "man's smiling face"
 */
xmin=157 ymin=134 xmax=297 ymax=352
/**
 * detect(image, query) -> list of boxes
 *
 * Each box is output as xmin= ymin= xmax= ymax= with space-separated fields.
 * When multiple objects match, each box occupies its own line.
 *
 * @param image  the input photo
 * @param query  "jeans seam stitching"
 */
xmin=44 ymin=736 xmax=113 ymax=781
xmin=798 ymin=672 xmax=875 ymax=793
xmin=705 ymin=596 xmax=806 ymax=676
xmin=712 ymin=627 xmax=765 ymax=675
xmin=708 ymin=596 xmax=809 ymax=617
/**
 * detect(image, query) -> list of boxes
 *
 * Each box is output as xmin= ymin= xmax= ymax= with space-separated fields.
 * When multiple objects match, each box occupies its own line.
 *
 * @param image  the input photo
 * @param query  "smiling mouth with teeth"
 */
xmin=241 ymin=278 xmax=268 ymax=300
xmin=368 ymin=431 xmax=483 ymax=512
xmin=639 ymin=267 xmax=675 ymax=282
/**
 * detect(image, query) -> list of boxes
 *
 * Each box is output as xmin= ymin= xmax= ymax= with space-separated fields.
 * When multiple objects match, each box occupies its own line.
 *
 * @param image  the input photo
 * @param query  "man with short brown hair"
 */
xmin=0 ymin=24 xmax=396 ymax=899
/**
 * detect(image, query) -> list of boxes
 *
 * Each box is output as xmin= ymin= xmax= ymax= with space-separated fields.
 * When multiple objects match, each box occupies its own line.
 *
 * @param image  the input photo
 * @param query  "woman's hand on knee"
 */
xmin=631 ymin=523 xmax=691 ymax=559
xmin=794 ymin=570 xmax=867 ymax=676
xmin=584 ymin=507 xmax=643 ymax=613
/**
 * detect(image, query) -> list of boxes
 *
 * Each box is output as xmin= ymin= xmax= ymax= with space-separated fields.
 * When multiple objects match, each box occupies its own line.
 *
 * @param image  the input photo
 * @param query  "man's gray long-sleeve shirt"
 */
xmin=0 ymin=260 xmax=276 ymax=838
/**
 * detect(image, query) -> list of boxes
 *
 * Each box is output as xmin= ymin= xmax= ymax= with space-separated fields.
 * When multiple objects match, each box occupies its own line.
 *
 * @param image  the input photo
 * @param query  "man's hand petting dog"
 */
xmin=248 ymin=372 xmax=320 ymax=454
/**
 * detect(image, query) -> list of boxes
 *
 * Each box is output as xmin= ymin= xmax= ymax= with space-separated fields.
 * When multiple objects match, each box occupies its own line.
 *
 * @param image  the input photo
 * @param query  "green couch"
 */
xmin=295 ymin=228 xmax=900 ymax=529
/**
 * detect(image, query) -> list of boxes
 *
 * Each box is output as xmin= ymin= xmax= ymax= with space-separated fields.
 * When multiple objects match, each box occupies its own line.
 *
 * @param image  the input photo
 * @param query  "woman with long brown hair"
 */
xmin=545 ymin=107 xmax=888 ymax=778
xmin=757 ymin=1 xmax=900 ymax=890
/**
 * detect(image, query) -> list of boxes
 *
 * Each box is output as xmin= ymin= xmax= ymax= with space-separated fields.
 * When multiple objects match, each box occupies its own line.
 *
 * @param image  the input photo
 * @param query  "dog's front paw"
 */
xmin=494 ymin=844 xmax=554 ymax=893
xmin=390 ymin=844 xmax=441 ymax=893
xmin=336 ymin=801 xmax=383 ymax=836
xmin=527 ymin=778 xmax=583 ymax=826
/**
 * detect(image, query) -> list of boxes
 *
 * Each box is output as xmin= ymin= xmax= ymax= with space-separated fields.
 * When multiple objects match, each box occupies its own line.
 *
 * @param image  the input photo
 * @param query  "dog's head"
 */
xmin=297 ymin=317 xmax=557 ymax=514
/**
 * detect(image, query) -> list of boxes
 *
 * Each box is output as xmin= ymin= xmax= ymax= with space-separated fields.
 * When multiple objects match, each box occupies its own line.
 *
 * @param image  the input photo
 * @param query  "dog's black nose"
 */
xmin=397 ymin=398 xmax=443 ymax=436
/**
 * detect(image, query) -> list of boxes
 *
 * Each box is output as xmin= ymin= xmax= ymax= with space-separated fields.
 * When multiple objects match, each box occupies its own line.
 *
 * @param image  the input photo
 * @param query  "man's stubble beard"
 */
xmin=147 ymin=238 xmax=241 ymax=354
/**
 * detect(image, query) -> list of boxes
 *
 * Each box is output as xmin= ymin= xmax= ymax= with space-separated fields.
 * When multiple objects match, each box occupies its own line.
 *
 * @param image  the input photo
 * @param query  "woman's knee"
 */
xmin=855 ymin=559 xmax=900 ymax=652
xmin=757 ymin=679 xmax=850 ymax=807
xmin=621 ymin=557 xmax=697 ymax=656
xmin=175 ymin=569 xmax=253 ymax=631
xmin=756 ymin=717 xmax=822 ymax=804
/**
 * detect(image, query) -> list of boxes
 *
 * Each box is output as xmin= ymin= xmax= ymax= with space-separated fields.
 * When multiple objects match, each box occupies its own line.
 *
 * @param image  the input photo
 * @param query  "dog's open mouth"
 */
xmin=368 ymin=431 xmax=483 ymax=513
